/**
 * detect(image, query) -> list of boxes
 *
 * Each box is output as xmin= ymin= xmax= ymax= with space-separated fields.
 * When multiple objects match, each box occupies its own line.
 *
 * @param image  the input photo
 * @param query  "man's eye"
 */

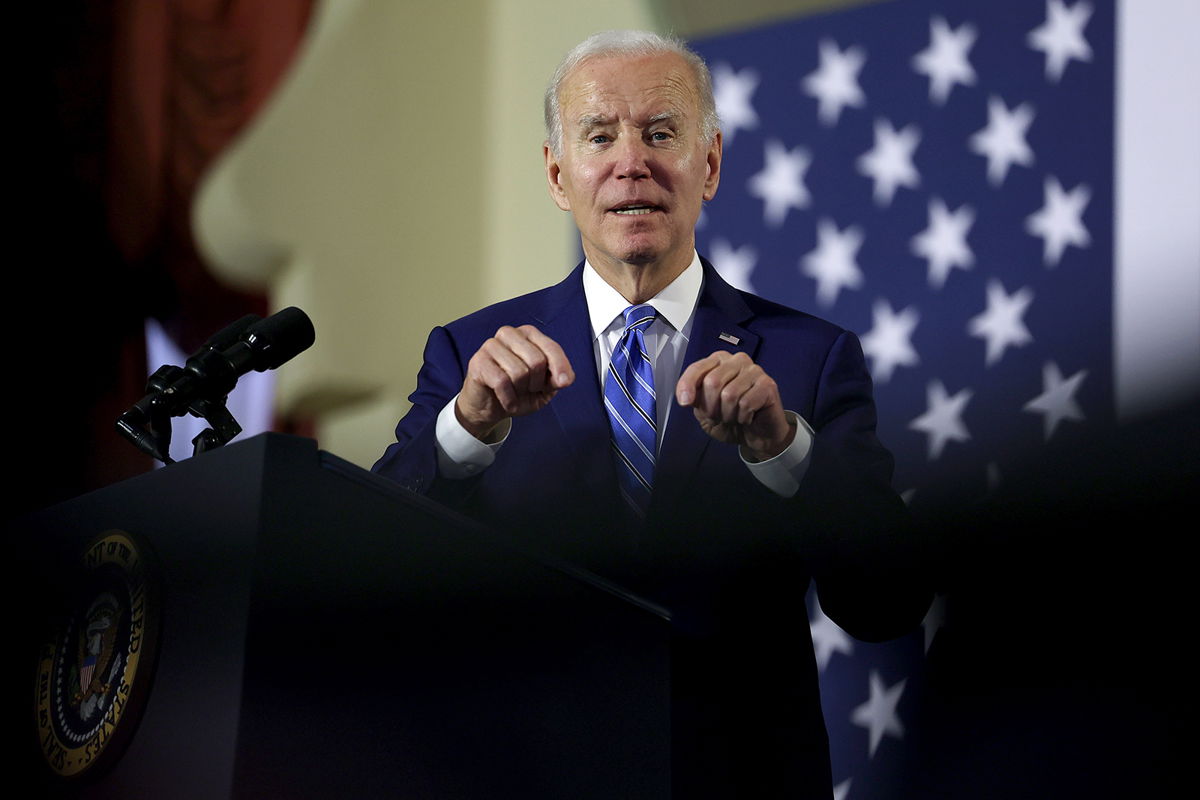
xmin=650 ymin=131 xmax=672 ymax=141
xmin=589 ymin=134 xmax=610 ymax=144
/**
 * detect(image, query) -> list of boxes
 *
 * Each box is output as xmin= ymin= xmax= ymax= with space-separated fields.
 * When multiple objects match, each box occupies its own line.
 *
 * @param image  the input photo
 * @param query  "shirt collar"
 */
xmin=582 ymin=252 xmax=703 ymax=339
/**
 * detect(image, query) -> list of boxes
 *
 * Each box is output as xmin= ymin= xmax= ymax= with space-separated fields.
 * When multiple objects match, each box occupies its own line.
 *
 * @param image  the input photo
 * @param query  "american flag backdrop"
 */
xmin=694 ymin=0 xmax=1112 ymax=506
xmin=690 ymin=1 xmax=1141 ymax=796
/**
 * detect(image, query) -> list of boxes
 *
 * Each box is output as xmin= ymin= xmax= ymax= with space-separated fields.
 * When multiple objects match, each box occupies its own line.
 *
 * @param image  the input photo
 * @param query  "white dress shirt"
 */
xmin=434 ymin=252 xmax=814 ymax=496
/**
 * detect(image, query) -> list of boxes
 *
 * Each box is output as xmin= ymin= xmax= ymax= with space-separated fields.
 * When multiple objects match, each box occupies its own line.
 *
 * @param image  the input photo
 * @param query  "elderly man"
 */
xmin=374 ymin=30 xmax=928 ymax=798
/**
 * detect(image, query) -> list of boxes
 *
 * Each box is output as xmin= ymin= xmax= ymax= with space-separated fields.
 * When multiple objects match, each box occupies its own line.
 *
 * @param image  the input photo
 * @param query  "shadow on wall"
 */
xmin=907 ymin=397 xmax=1196 ymax=796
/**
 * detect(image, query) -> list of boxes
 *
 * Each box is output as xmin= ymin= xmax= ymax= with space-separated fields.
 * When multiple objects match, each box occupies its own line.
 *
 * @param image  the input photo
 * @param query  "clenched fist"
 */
xmin=456 ymin=325 xmax=575 ymax=441
xmin=675 ymin=350 xmax=796 ymax=461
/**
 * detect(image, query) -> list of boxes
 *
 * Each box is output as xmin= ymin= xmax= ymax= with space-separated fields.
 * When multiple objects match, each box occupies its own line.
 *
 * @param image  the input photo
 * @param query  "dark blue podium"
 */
xmin=12 ymin=433 xmax=672 ymax=799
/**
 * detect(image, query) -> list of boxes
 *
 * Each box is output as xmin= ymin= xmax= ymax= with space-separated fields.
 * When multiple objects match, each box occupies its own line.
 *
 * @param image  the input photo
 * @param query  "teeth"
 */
xmin=614 ymin=206 xmax=655 ymax=215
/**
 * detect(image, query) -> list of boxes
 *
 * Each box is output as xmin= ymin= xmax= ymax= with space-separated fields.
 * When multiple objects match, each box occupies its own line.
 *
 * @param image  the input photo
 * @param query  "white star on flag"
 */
xmin=803 ymin=38 xmax=867 ymax=127
xmin=711 ymin=62 xmax=760 ymax=145
xmin=909 ymin=380 xmax=972 ymax=460
xmin=801 ymin=218 xmax=865 ymax=307
xmin=1026 ymin=175 xmax=1091 ymax=267
xmin=857 ymin=118 xmax=921 ymax=206
xmin=912 ymin=16 xmax=978 ymax=105
xmin=968 ymin=279 xmax=1035 ymax=365
xmin=861 ymin=299 xmax=920 ymax=382
xmin=833 ymin=779 xmax=852 ymax=800
xmin=1023 ymin=361 xmax=1088 ymax=440
xmin=810 ymin=604 xmax=854 ymax=672
xmin=748 ymin=139 xmax=812 ymax=227
xmin=850 ymin=671 xmax=907 ymax=758
xmin=911 ymin=197 xmax=975 ymax=289
xmin=970 ymin=95 xmax=1036 ymax=187
xmin=709 ymin=238 xmax=758 ymax=293
xmin=1028 ymin=0 xmax=1094 ymax=82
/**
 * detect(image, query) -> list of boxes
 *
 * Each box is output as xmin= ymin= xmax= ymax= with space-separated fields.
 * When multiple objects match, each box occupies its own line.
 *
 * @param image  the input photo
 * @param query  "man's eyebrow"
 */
xmin=576 ymin=114 xmax=614 ymax=129
xmin=646 ymin=111 xmax=679 ymax=125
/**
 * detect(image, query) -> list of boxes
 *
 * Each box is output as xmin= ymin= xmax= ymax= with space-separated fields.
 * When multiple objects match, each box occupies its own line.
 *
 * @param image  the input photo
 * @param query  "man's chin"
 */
xmin=613 ymin=237 xmax=678 ymax=268
xmin=584 ymin=234 xmax=692 ymax=276
xmin=617 ymin=250 xmax=660 ymax=267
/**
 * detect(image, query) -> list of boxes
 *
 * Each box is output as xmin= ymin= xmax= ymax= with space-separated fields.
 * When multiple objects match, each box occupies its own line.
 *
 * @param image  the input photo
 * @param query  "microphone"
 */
xmin=235 ymin=306 xmax=317 ymax=371
xmin=117 ymin=307 xmax=316 ymax=462
xmin=181 ymin=307 xmax=316 ymax=401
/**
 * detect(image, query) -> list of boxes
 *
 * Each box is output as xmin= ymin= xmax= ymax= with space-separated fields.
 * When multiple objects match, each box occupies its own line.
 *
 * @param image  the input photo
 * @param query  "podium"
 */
xmin=12 ymin=434 xmax=672 ymax=799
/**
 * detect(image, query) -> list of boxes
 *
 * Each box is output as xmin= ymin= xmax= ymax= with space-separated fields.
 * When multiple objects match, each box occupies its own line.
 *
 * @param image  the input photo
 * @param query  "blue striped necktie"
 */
xmin=604 ymin=304 xmax=658 ymax=516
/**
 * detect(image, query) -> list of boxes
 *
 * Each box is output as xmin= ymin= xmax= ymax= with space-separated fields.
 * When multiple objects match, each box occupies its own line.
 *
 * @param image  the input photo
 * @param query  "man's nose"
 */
xmin=614 ymin=136 xmax=651 ymax=180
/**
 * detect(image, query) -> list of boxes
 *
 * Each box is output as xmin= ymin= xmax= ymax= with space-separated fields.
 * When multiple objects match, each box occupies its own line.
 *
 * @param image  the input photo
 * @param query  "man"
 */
xmin=374 ymin=30 xmax=929 ymax=798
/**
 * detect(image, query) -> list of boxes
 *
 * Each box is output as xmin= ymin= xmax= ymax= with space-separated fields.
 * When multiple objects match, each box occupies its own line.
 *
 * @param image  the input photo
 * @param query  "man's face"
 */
xmin=545 ymin=52 xmax=721 ymax=280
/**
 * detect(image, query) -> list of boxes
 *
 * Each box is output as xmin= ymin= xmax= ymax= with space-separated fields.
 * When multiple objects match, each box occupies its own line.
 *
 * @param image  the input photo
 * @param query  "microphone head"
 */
xmin=243 ymin=306 xmax=316 ymax=371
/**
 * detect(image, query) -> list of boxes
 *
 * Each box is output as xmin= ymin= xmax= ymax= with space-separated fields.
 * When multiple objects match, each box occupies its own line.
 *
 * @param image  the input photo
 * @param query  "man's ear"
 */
xmin=702 ymin=129 xmax=722 ymax=202
xmin=544 ymin=142 xmax=571 ymax=211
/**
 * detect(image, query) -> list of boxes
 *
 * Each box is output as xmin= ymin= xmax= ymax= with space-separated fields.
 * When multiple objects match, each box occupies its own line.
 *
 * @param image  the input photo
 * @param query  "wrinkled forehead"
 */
xmin=557 ymin=53 xmax=701 ymax=130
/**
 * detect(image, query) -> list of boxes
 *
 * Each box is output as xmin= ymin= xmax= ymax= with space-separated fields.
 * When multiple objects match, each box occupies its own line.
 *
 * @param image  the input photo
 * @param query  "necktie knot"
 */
xmin=623 ymin=303 xmax=657 ymax=330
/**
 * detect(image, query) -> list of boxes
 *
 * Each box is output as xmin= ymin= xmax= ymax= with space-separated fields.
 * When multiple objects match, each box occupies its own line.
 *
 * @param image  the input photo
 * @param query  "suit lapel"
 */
xmin=533 ymin=264 xmax=622 ymax=499
xmin=653 ymin=261 xmax=761 ymax=512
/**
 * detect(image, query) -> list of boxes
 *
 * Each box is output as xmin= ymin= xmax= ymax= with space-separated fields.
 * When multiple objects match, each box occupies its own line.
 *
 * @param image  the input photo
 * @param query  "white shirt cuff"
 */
xmin=435 ymin=394 xmax=509 ymax=479
xmin=740 ymin=411 xmax=814 ymax=498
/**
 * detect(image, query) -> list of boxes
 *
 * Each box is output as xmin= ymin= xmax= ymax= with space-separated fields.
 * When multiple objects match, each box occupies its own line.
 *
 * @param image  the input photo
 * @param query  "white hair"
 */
xmin=543 ymin=30 xmax=720 ymax=157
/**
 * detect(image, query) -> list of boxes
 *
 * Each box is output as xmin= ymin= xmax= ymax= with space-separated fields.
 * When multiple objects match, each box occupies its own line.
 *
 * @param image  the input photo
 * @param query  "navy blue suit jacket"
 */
xmin=373 ymin=258 xmax=927 ymax=796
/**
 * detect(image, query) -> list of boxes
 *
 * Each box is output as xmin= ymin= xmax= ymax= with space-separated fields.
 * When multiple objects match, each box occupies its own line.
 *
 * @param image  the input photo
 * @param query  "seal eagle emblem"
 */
xmin=35 ymin=529 xmax=161 ymax=780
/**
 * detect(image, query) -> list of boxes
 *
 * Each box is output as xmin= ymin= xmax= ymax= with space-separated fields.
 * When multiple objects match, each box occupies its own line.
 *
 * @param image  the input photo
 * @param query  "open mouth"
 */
xmin=610 ymin=204 xmax=661 ymax=216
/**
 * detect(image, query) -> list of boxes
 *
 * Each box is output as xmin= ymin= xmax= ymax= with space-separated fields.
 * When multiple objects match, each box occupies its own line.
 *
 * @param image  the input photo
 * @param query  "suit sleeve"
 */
xmin=371 ymin=325 xmax=479 ymax=504
xmin=799 ymin=330 xmax=933 ymax=642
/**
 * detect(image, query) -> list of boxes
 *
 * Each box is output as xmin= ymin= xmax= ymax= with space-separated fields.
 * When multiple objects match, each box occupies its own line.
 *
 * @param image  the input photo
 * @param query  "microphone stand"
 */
xmin=116 ymin=363 xmax=245 ymax=464
xmin=188 ymin=399 xmax=242 ymax=457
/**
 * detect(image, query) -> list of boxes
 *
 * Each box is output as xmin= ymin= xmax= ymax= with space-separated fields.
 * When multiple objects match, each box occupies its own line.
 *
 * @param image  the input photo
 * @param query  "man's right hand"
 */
xmin=455 ymin=325 xmax=575 ymax=441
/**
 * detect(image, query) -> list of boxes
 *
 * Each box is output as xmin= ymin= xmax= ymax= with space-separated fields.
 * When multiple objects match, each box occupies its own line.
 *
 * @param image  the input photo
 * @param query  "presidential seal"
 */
xmin=35 ymin=529 xmax=161 ymax=780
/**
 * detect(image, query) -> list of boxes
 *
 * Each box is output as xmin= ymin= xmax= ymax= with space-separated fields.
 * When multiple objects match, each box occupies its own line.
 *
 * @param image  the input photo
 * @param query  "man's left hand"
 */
xmin=676 ymin=351 xmax=796 ymax=461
